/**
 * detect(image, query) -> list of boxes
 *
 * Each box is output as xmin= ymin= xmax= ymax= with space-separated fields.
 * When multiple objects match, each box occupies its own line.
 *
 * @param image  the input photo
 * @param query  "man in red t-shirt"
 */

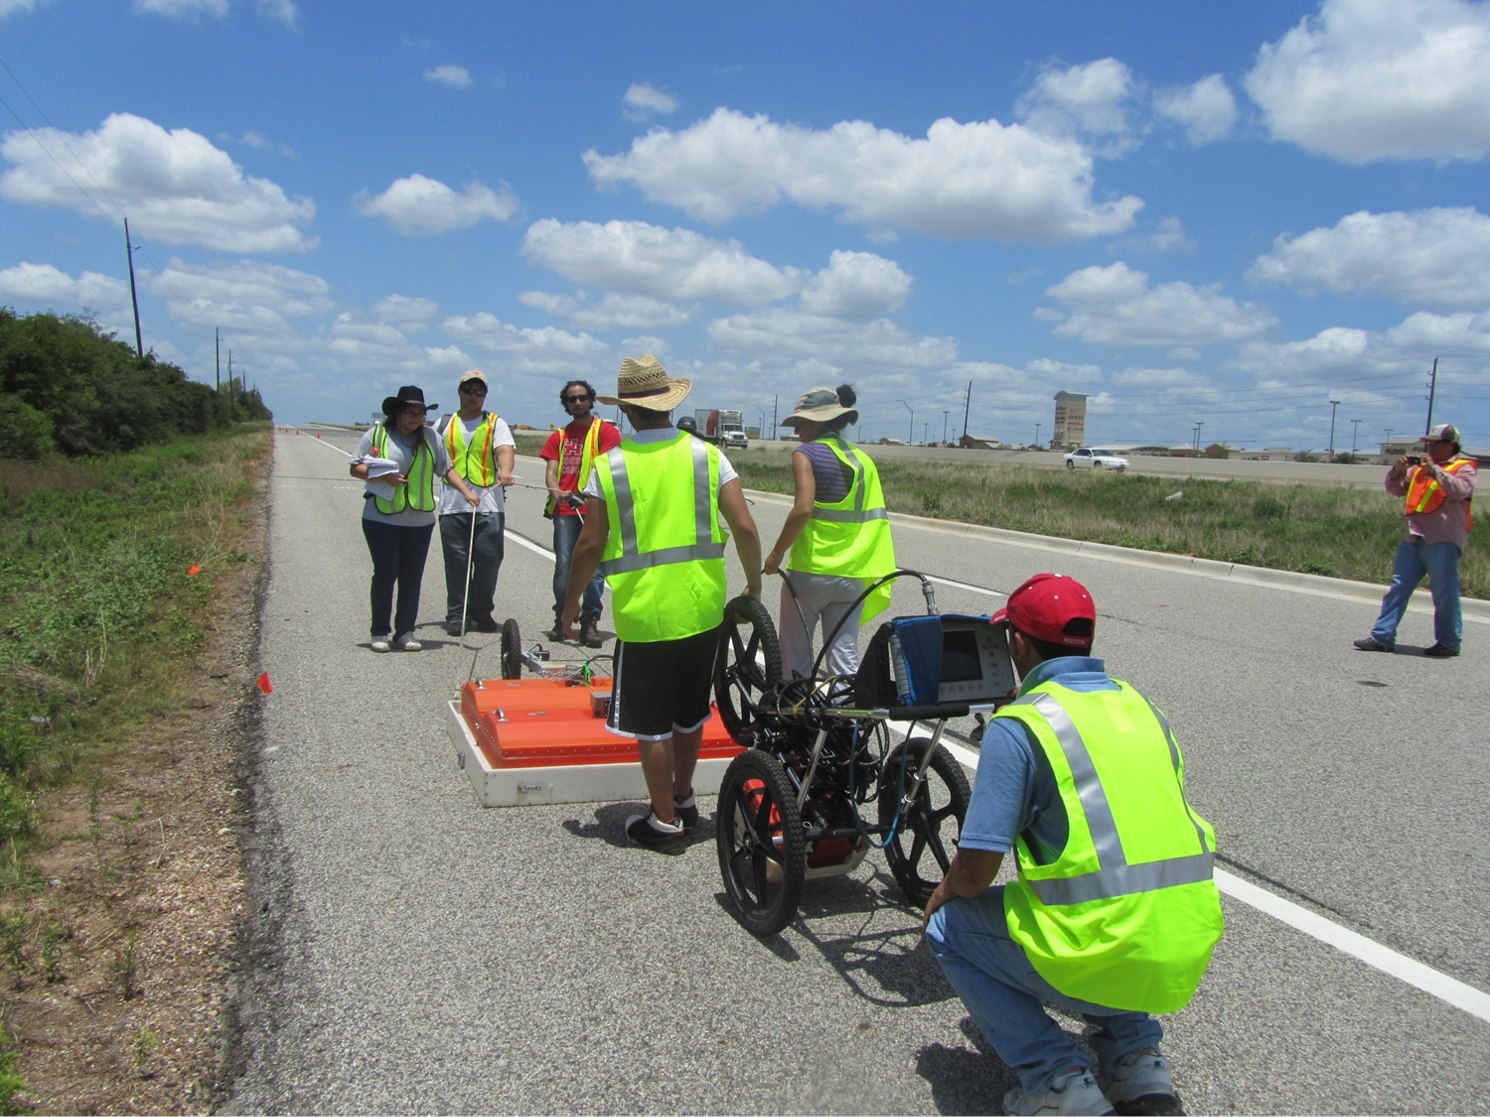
xmin=540 ymin=379 xmax=622 ymax=646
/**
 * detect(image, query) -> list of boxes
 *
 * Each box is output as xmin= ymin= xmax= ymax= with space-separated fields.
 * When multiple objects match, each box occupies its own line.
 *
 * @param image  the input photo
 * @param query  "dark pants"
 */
xmin=552 ymin=513 xmax=604 ymax=624
xmin=440 ymin=511 xmax=505 ymax=628
xmin=362 ymin=519 xmax=435 ymax=639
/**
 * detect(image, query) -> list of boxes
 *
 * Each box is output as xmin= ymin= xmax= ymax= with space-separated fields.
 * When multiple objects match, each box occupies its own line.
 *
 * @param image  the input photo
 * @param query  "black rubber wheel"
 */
xmin=500 ymin=618 xmax=522 ymax=680
xmin=1065 ymin=459 xmax=1075 ymax=470
xmin=717 ymin=749 xmax=805 ymax=937
xmin=878 ymin=738 xmax=972 ymax=906
xmin=714 ymin=595 xmax=782 ymax=746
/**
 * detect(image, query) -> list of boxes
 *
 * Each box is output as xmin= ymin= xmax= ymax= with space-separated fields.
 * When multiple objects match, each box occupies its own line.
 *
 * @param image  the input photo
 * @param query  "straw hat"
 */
xmin=781 ymin=386 xmax=857 ymax=427
xmin=597 ymin=355 xmax=692 ymax=412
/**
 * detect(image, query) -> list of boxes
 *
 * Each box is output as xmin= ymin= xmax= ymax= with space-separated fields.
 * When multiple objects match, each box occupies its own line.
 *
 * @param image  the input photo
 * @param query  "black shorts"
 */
xmin=607 ymin=624 xmax=723 ymax=740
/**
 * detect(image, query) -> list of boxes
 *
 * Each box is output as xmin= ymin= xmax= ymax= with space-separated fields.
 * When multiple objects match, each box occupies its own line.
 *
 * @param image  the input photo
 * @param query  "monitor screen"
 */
xmin=941 ymin=628 xmax=983 ymax=683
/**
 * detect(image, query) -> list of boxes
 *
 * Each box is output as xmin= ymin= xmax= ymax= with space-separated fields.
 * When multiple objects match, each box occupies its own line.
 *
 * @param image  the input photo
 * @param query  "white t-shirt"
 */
xmin=581 ymin=427 xmax=738 ymax=502
xmin=437 ymin=413 xmax=516 ymax=515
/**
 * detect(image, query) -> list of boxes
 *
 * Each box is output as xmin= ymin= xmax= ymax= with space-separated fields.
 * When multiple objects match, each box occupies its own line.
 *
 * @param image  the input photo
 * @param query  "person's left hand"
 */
xmin=560 ymin=601 xmax=580 ymax=641
xmin=498 ymin=469 xmax=515 ymax=488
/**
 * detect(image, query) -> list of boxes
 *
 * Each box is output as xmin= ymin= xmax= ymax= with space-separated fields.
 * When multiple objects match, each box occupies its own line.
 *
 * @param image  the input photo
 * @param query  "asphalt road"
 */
xmin=229 ymin=428 xmax=1490 ymax=1114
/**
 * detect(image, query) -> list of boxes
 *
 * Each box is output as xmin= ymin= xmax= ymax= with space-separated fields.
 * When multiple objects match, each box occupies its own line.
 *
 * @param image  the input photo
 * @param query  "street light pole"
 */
xmin=1328 ymin=398 xmax=1341 ymax=461
xmin=898 ymin=399 xmax=913 ymax=444
xmin=942 ymin=410 xmax=949 ymax=445
xmin=1193 ymin=422 xmax=1204 ymax=454
xmin=1350 ymin=418 xmax=1361 ymax=454
xmin=1035 ymin=422 xmax=1041 ymax=448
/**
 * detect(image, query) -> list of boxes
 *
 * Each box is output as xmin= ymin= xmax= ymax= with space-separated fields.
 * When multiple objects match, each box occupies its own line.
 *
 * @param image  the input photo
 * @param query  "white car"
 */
xmin=1064 ymin=447 xmax=1130 ymax=471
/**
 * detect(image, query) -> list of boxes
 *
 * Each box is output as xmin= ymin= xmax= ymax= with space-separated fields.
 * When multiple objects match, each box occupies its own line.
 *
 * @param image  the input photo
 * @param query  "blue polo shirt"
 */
xmin=959 ymin=656 xmax=1117 ymax=864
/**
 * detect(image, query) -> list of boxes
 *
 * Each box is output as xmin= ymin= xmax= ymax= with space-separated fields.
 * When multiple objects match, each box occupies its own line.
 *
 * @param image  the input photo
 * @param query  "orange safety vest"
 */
xmin=1405 ymin=457 xmax=1474 ymax=531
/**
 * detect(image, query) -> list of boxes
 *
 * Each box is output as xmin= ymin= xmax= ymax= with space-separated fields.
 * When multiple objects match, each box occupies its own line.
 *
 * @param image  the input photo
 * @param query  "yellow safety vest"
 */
xmin=993 ymin=680 xmax=1224 ymax=1014
xmin=442 ymin=411 xmax=502 ymax=487
xmin=593 ymin=432 xmax=728 ymax=642
xmin=370 ymin=424 xmax=436 ymax=515
xmin=787 ymin=435 xmax=897 ymax=620
xmin=1405 ymin=457 xmax=1473 ymax=531
xmin=547 ymin=418 xmax=606 ymax=516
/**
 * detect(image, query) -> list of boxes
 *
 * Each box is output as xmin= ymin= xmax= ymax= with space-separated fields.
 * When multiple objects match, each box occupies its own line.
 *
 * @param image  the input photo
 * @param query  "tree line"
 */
xmin=0 ymin=308 xmax=270 ymax=459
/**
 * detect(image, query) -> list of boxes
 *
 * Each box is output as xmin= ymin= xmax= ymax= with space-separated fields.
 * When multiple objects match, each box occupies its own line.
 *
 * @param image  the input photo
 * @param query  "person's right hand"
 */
xmin=392 ymin=473 xmax=408 ymax=487
xmin=763 ymin=551 xmax=782 ymax=575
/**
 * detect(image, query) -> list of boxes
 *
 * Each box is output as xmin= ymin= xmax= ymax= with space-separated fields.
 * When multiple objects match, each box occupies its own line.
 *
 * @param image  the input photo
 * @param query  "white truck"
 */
xmin=696 ymin=408 xmax=748 ymax=448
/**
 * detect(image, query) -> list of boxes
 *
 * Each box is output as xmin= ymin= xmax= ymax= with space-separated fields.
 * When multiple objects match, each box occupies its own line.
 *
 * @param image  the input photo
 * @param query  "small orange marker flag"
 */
xmin=256 ymin=672 xmax=272 ymax=695
xmin=187 ymin=564 xmax=201 ymax=576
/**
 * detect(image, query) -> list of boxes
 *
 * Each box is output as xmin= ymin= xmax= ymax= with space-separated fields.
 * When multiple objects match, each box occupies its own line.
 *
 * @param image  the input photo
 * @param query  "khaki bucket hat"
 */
xmin=597 ymin=355 xmax=692 ymax=412
xmin=782 ymin=386 xmax=857 ymax=427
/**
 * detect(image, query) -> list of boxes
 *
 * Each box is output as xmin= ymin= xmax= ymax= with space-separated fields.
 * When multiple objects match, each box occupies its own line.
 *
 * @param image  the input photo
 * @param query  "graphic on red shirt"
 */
xmin=540 ymin=420 xmax=621 ymax=515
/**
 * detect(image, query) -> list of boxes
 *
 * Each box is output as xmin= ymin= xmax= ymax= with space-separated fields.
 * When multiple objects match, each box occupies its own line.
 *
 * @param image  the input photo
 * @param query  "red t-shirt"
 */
xmin=540 ymin=419 xmax=622 ymax=515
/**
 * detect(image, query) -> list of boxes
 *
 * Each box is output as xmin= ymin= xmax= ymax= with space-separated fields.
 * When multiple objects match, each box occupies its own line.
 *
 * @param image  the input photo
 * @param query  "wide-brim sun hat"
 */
xmin=597 ymin=355 xmax=692 ymax=412
xmin=382 ymin=384 xmax=437 ymax=415
xmin=781 ymin=386 xmax=857 ymax=427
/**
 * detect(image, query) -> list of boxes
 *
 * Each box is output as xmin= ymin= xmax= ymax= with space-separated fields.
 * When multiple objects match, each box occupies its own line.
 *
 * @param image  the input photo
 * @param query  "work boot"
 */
xmin=1099 ymin=1049 xmax=1177 ymax=1114
xmin=1353 ymin=636 xmax=1392 ymax=652
xmin=1004 ymin=1069 xmax=1113 ymax=1116
xmin=544 ymin=620 xmax=565 ymax=642
xmin=579 ymin=616 xmax=605 ymax=648
xmin=1424 ymin=643 xmax=1460 ymax=657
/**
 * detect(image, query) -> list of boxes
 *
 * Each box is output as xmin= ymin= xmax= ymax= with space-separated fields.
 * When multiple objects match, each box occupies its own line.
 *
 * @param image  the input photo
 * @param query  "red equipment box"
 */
xmin=458 ymin=678 xmax=741 ymax=770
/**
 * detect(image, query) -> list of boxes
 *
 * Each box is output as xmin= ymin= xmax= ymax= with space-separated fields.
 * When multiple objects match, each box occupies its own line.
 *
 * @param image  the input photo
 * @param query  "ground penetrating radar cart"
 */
xmin=713 ymin=570 xmax=1016 ymax=936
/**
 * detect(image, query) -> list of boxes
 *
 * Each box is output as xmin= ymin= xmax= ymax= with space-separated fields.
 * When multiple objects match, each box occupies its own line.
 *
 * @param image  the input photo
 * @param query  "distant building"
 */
xmin=1052 ymin=391 xmax=1088 ymax=450
xmin=959 ymin=434 xmax=1004 ymax=450
xmin=1239 ymin=447 xmax=1294 ymax=461
xmin=1204 ymin=442 xmax=1241 ymax=459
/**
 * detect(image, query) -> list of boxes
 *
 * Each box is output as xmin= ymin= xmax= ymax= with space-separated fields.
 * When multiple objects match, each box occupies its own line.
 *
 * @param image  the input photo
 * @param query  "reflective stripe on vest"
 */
xmin=595 ymin=433 xmax=728 ymax=642
xmin=1014 ymin=692 xmax=1213 ymax=906
xmin=557 ymin=417 xmax=605 ymax=495
xmin=1405 ymin=457 xmax=1473 ymax=530
xmin=370 ymin=425 xmax=436 ymax=514
xmin=444 ymin=412 xmax=500 ymax=486
xmin=788 ymin=435 xmax=896 ymax=619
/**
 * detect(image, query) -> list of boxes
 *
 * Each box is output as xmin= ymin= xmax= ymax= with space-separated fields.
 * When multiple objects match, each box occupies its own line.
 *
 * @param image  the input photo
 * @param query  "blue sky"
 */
xmin=2 ymin=0 xmax=1488 ymax=451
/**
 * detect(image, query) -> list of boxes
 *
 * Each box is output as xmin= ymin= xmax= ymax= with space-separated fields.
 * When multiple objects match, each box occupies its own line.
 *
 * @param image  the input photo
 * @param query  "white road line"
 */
xmin=934 ymin=743 xmax=1490 ymax=1025
xmin=506 ymin=530 xmax=555 ymax=562
xmin=288 ymin=427 xmax=353 ymax=457
xmin=926 ymin=575 xmax=1006 ymax=598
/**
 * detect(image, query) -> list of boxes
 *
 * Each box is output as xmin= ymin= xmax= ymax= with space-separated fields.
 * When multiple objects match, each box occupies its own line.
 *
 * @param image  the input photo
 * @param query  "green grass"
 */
xmin=0 ymin=424 xmax=268 ymax=853
xmin=730 ymin=455 xmax=1487 ymax=598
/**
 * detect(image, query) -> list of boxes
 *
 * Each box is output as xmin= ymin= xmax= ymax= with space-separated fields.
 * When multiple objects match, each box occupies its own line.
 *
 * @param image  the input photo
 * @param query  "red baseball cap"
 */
xmin=991 ymin=573 xmax=1096 ymax=650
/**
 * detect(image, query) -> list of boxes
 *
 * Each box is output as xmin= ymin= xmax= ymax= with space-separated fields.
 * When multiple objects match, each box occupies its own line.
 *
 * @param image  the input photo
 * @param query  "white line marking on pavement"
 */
xmin=933 ymin=740 xmax=1490 ymax=1025
xmin=289 ymin=427 xmax=353 ymax=457
xmin=506 ymin=530 xmax=555 ymax=562
xmin=927 ymin=575 xmax=1006 ymax=598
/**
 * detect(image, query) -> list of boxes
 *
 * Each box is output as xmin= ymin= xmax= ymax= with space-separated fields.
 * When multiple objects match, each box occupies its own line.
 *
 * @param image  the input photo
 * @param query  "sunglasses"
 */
xmin=460 ymin=384 xmax=487 ymax=395
xmin=564 ymin=394 xmax=592 ymax=404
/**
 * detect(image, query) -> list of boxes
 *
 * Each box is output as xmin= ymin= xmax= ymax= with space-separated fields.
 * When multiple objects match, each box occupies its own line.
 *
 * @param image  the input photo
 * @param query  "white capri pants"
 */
xmin=778 ymin=571 xmax=868 ymax=680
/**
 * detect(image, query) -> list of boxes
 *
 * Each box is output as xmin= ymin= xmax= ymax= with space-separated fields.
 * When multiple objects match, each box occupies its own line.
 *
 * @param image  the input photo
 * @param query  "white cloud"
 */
xmin=798 ymin=250 xmax=912 ymax=320
xmin=622 ymin=83 xmax=679 ymax=121
xmin=521 ymin=218 xmax=802 ymax=305
xmin=518 ymin=290 xmax=690 ymax=330
xmin=0 ymin=0 xmax=54 ymax=17
xmin=1042 ymin=261 xmax=1277 ymax=346
xmin=0 ymin=262 xmax=129 ymax=310
xmin=583 ymin=107 xmax=1143 ymax=242
xmin=1245 ymin=0 xmax=1490 ymax=163
xmin=0 ymin=113 xmax=316 ymax=252
xmin=1153 ymin=74 xmax=1238 ymax=145
xmin=135 ymin=0 xmax=228 ymax=15
xmin=372 ymin=294 xmax=440 ymax=328
xmin=147 ymin=257 xmax=331 ymax=332
xmin=1110 ymin=215 xmax=1196 ymax=255
xmin=707 ymin=307 xmax=958 ymax=372
xmin=1110 ymin=365 xmax=1201 ymax=387
xmin=1015 ymin=58 xmax=1139 ymax=154
xmin=424 ymin=64 xmax=473 ymax=89
xmin=218 ymin=130 xmax=297 ymax=157
xmin=1248 ymin=207 xmax=1490 ymax=309
xmin=256 ymin=0 xmax=296 ymax=27
xmin=442 ymin=312 xmax=611 ymax=373
xmin=1024 ymin=357 xmax=1103 ymax=384
xmin=356 ymin=174 xmax=518 ymax=234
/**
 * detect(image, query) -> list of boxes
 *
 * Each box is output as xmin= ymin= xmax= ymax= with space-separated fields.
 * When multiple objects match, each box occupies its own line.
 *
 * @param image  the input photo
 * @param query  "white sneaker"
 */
xmin=370 ymin=638 xmax=391 ymax=653
xmin=1099 ymin=1048 xmax=1175 ymax=1110
xmin=1004 ymin=1069 xmax=1113 ymax=1116
xmin=393 ymin=634 xmax=422 ymax=652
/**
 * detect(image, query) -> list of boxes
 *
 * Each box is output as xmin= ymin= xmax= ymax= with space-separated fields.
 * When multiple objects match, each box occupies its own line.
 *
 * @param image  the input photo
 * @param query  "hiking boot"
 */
xmin=393 ymin=634 xmax=422 ymax=652
xmin=1004 ymin=1070 xmax=1113 ymax=1116
xmin=446 ymin=621 xmax=464 ymax=638
xmin=544 ymin=622 xmax=565 ymax=642
xmin=1424 ymin=643 xmax=1460 ymax=657
xmin=624 ymin=812 xmax=686 ymax=853
xmin=473 ymin=617 xmax=500 ymax=633
xmin=1353 ymin=637 xmax=1392 ymax=652
xmin=674 ymin=790 xmax=699 ymax=831
xmin=579 ymin=616 xmax=605 ymax=649
xmin=1099 ymin=1049 xmax=1177 ymax=1114
xmin=370 ymin=638 xmax=392 ymax=653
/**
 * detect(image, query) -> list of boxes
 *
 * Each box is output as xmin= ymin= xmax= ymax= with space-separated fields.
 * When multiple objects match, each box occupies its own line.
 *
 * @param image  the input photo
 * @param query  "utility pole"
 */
xmin=124 ymin=218 xmax=143 ymax=359
xmin=1328 ymin=398 xmax=1340 ymax=461
xmin=962 ymin=380 xmax=972 ymax=440
xmin=1193 ymin=422 xmax=1204 ymax=454
xmin=1035 ymin=422 xmax=1041 ymax=448
xmin=1425 ymin=356 xmax=1439 ymax=434
xmin=215 ymin=328 xmax=221 ymax=393
xmin=772 ymin=394 xmax=778 ymax=438
xmin=1350 ymin=418 xmax=1361 ymax=454
xmin=942 ymin=410 xmax=949 ymax=445
xmin=898 ymin=399 xmax=913 ymax=444
xmin=923 ymin=422 xmax=928 ymax=445
xmin=228 ymin=350 xmax=235 ymax=413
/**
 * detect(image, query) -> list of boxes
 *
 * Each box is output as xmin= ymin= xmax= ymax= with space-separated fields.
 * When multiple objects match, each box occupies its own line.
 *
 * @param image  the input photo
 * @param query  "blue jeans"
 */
xmin=926 ymin=885 xmax=1163 ymax=1095
xmin=552 ymin=514 xmax=603 ymax=624
xmin=440 ymin=511 xmax=505 ymax=627
xmin=361 ymin=519 xmax=435 ymax=640
xmin=1371 ymin=537 xmax=1462 ymax=652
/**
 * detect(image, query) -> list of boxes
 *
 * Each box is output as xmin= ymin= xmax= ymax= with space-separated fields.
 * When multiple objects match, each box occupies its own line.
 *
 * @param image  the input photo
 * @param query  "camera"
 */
xmin=1404 ymin=453 xmax=1427 ymax=466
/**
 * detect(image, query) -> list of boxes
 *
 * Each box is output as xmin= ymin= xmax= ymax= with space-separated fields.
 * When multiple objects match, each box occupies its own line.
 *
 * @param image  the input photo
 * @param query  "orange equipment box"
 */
xmin=458 ymin=678 xmax=741 ymax=770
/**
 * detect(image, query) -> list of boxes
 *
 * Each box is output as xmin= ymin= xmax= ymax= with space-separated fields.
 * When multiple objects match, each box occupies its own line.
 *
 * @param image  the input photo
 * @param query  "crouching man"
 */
xmin=923 ymin=574 xmax=1224 ymax=1117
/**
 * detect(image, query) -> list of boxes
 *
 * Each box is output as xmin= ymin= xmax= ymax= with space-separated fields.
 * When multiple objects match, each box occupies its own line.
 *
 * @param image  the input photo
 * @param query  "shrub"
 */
xmin=0 ymin=394 xmax=54 ymax=459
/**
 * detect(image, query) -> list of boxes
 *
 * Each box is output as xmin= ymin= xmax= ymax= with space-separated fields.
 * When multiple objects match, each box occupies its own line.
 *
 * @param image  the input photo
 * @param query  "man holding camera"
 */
xmin=541 ymin=379 xmax=621 ymax=647
xmin=1355 ymin=423 xmax=1476 ymax=658
xmin=923 ymin=573 xmax=1223 ymax=1117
